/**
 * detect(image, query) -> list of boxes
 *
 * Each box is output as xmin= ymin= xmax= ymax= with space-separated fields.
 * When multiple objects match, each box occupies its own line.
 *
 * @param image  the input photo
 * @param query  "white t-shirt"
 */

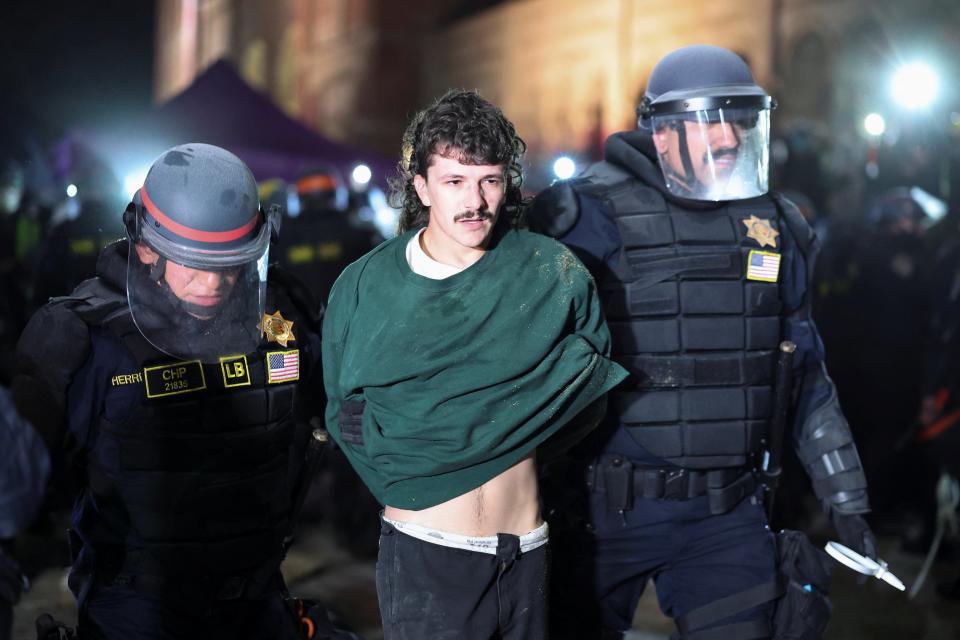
xmin=405 ymin=228 xmax=465 ymax=279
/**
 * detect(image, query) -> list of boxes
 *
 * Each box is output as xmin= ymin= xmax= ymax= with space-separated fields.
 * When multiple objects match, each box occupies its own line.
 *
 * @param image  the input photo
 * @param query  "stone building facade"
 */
xmin=155 ymin=0 xmax=959 ymax=188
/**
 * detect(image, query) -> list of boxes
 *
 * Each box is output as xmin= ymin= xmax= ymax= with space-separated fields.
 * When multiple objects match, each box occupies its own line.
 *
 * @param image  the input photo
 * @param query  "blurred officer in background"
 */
xmin=275 ymin=166 xmax=378 ymax=304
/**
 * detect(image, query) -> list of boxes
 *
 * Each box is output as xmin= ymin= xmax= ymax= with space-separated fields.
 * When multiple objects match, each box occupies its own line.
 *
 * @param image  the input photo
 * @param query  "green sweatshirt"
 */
xmin=322 ymin=227 xmax=628 ymax=509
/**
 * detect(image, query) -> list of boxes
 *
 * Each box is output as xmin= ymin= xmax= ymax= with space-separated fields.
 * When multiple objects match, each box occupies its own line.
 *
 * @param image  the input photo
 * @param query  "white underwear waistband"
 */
xmin=382 ymin=516 xmax=549 ymax=555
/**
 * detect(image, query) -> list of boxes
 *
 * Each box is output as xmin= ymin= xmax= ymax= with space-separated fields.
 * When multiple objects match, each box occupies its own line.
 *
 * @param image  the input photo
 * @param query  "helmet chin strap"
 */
xmin=674 ymin=123 xmax=697 ymax=183
xmin=148 ymin=256 xmax=167 ymax=282
xmin=658 ymin=123 xmax=704 ymax=198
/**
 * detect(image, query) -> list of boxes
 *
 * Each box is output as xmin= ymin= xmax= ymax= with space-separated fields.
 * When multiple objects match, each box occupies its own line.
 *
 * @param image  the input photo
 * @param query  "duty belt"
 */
xmin=587 ymin=456 xmax=758 ymax=515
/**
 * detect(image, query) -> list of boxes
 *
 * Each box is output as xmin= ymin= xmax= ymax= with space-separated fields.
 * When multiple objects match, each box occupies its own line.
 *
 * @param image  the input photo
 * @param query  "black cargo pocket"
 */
xmin=338 ymin=399 xmax=366 ymax=445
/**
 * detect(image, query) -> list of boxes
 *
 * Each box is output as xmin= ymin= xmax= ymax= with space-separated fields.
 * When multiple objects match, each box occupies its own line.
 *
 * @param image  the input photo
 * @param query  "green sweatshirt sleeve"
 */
xmin=322 ymin=265 xmax=357 ymax=446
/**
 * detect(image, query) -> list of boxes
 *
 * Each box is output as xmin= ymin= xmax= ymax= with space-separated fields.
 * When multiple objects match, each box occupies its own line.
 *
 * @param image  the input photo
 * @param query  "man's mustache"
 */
xmin=705 ymin=147 xmax=738 ymax=164
xmin=453 ymin=210 xmax=492 ymax=222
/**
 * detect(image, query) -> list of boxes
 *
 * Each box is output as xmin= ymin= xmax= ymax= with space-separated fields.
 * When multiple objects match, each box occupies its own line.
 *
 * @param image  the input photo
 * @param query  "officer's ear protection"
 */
xmin=123 ymin=195 xmax=142 ymax=242
xmin=123 ymin=191 xmax=167 ymax=282
xmin=636 ymin=96 xmax=654 ymax=130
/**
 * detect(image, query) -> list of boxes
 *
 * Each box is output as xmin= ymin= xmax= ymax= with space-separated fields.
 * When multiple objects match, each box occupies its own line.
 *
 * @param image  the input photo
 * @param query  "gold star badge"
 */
xmin=742 ymin=215 xmax=780 ymax=248
xmin=258 ymin=310 xmax=296 ymax=347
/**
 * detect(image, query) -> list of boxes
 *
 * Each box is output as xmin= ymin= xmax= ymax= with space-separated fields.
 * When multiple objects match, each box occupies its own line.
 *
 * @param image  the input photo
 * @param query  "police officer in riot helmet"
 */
xmin=6 ymin=143 xmax=340 ymax=639
xmin=276 ymin=166 xmax=378 ymax=304
xmin=531 ymin=45 xmax=875 ymax=639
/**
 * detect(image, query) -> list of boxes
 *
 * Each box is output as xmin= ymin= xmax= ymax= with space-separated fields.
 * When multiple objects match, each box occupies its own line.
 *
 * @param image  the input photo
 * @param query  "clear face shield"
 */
xmin=126 ymin=217 xmax=272 ymax=364
xmin=643 ymin=92 xmax=775 ymax=202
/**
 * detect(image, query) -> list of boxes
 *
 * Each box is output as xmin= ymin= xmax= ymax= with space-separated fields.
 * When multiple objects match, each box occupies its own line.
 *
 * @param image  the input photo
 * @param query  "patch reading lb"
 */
xmin=144 ymin=360 xmax=206 ymax=398
xmin=746 ymin=250 xmax=781 ymax=282
xmin=266 ymin=350 xmax=299 ymax=384
xmin=220 ymin=355 xmax=251 ymax=388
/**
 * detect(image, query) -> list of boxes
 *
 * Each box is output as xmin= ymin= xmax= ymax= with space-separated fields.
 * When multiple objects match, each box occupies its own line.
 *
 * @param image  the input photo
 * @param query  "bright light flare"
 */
xmin=124 ymin=167 xmax=151 ymax=198
xmin=890 ymin=62 xmax=940 ymax=110
xmin=351 ymin=164 xmax=372 ymax=186
xmin=66 ymin=184 xmax=78 ymax=198
xmin=863 ymin=113 xmax=886 ymax=137
xmin=552 ymin=156 xmax=576 ymax=180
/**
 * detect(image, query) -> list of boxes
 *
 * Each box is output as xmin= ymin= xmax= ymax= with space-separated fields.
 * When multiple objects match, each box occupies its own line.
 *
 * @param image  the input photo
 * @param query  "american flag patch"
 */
xmin=266 ymin=350 xmax=299 ymax=383
xmin=746 ymin=250 xmax=781 ymax=282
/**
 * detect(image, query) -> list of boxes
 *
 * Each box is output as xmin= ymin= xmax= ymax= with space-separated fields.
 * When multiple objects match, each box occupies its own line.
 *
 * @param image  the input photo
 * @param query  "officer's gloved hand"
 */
xmin=831 ymin=511 xmax=878 ymax=585
xmin=831 ymin=511 xmax=877 ymax=559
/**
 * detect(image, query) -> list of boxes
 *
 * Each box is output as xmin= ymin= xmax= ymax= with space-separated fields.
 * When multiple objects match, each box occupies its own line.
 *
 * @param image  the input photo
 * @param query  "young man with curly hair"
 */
xmin=322 ymin=90 xmax=627 ymax=639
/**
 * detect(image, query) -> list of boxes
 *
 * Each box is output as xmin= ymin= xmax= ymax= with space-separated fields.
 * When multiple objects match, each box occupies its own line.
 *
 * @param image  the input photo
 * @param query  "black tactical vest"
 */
xmin=70 ymin=279 xmax=306 ymax=597
xmin=586 ymin=169 xmax=783 ymax=469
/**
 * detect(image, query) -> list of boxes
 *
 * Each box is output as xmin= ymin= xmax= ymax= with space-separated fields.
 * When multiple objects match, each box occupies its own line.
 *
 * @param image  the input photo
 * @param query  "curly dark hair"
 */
xmin=390 ymin=90 xmax=527 ymax=234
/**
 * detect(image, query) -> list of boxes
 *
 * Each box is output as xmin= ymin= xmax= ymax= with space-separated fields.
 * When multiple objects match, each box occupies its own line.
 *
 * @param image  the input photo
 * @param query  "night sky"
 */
xmin=0 ymin=0 xmax=155 ymax=150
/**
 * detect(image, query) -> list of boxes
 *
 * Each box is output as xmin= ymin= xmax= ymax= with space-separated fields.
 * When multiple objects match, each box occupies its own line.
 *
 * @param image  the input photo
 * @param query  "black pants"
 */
xmin=376 ymin=519 xmax=549 ymax=640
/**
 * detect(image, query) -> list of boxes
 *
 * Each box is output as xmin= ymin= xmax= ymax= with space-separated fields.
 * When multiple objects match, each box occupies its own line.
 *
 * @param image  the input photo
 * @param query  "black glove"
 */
xmin=831 ymin=511 xmax=878 ymax=585
xmin=830 ymin=512 xmax=876 ymax=559
xmin=0 ymin=543 xmax=24 ymax=607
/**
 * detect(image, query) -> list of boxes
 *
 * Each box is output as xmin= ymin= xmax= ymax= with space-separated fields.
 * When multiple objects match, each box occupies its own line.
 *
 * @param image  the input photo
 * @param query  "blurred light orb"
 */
xmin=66 ymin=184 xmax=78 ymax=198
xmin=552 ymin=156 xmax=576 ymax=180
xmin=351 ymin=163 xmax=372 ymax=185
xmin=864 ymin=113 xmax=886 ymax=137
xmin=890 ymin=62 xmax=940 ymax=110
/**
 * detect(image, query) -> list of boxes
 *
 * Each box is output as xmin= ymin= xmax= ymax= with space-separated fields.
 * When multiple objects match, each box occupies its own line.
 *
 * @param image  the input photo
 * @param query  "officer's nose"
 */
xmin=709 ymin=121 xmax=739 ymax=148
xmin=196 ymin=269 xmax=225 ymax=291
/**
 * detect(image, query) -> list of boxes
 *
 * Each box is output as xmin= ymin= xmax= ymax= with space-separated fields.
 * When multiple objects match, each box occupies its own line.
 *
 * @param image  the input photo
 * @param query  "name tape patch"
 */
xmin=111 ymin=371 xmax=143 ymax=387
xmin=144 ymin=360 xmax=206 ymax=398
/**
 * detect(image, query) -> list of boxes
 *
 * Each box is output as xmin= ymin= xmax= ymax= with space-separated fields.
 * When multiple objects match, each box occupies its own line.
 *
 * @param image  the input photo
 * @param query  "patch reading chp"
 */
xmin=144 ymin=360 xmax=206 ymax=398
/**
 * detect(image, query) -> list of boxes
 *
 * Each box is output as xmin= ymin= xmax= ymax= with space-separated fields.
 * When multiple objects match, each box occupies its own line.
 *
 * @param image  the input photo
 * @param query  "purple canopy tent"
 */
xmin=147 ymin=60 xmax=396 ymax=185
xmin=54 ymin=60 xmax=396 ymax=191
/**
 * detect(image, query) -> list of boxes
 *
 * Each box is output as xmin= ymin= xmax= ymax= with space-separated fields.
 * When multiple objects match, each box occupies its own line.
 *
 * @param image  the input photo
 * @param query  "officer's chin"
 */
xmin=180 ymin=298 xmax=224 ymax=320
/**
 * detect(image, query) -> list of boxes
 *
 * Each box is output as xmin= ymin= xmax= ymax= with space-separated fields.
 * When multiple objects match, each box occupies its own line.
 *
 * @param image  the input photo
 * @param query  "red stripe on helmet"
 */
xmin=140 ymin=187 xmax=259 ymax=244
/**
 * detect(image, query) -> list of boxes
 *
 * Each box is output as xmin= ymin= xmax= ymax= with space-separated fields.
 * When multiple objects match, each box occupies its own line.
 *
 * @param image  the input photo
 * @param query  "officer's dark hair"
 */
xmin=391 ymin=89 xmax=527 ymax=233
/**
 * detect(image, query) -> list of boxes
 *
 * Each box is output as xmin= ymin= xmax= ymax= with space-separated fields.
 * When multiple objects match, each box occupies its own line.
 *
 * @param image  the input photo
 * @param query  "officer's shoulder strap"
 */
xmin=529 ymin=161 xmax=635 ymax=238
xmin=268 ymin=264 xmax=323 ymax=333
xmin=12 ymin=296 xmax=94 ymax=457
xmin=770 ymin=191 xmax=819 ymax=258
xmin=62 ymin=277 xmax=130 ymax=326
xmin=61 ymin=277 xmax=161 ymax=364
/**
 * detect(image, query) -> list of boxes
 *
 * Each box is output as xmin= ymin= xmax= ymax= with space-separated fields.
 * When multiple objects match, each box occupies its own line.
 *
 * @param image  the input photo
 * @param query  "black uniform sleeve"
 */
xmin=268 ymin=266 xmax=325 ymax=419
xmin=10 ymin=302 xmax=91 ymax=464
xmin=775 ymin=194 xmax=870 ymax=515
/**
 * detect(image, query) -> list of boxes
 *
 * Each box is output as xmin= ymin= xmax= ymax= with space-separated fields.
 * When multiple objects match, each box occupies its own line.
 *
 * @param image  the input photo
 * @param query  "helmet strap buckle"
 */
xmin=149 ymin=256 xmax=166 ymax=282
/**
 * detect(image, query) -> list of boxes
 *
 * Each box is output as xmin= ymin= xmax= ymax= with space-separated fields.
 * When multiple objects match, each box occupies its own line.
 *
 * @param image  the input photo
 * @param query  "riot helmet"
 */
xmin=295 ymin=166 xmax=348 ymax=215
xmin=123 ymin=143 xmax=280 ymax=363
xmin=638 ymin=45 xmax=776 ymax=201
xmin=868 ymin=187 xmax=936 ymax=236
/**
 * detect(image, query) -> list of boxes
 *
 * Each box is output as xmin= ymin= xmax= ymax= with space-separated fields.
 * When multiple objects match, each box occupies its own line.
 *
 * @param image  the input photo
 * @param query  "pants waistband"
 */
xmin=381 ymin=516 xmax=549 ymax=555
